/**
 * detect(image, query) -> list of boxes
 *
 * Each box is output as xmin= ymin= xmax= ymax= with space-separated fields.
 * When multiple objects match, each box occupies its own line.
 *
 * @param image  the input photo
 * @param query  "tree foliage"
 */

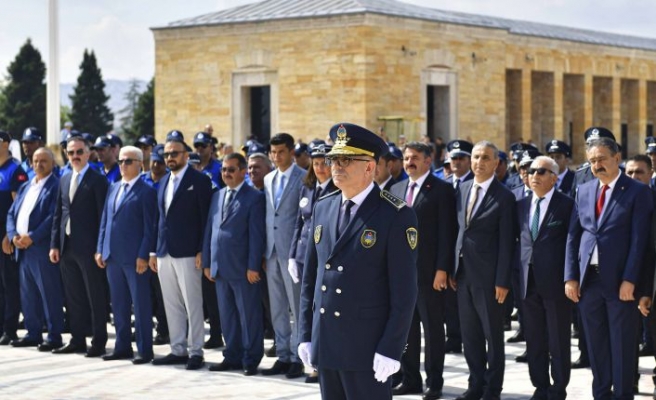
xmin=131 ymin=78 xmax=154 ymax=138
xmin=69 ymin=49 xmax=114 ymax=135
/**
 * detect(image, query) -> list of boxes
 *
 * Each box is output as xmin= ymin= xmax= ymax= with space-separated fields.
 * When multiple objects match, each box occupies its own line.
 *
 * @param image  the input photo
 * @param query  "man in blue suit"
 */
xmin=150 ymin=134 xmax=213 ymax=371
xmin=298 ymin=123 xmax=418 ymax=400
xmin=6 ymin=148 xmax=64 ymax=350
xmin=262 ymin=133 xmax=307 ymax=378
xmin=565 ymin=135 xmax=653 ymax=400
xmin=96 ymin=145 xmax=158 ymax=364
xmin=517 ymin=156 xmax=574 ymax=400
xmin=203 ymin=153 xmax=266 ymax=376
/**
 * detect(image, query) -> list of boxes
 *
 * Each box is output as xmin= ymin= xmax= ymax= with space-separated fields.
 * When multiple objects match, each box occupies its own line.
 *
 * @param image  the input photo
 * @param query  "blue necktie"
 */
xmin=114 ymin=183 xmax=129 ymax=212
xmin=531 ymin=197 xmax=544 ymax=241
xmin=223 ymin=189 xmax=234 ymax=221
xmin=274 ymin=174 xmax=286 ymax=209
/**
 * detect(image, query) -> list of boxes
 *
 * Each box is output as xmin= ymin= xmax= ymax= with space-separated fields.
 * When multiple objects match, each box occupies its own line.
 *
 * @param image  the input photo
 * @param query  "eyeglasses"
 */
xmin=194 ymin=143 xmax=208 ymax=149
xmin=118 ymin=158 xmax=140 ymax=166
xmin=67 ymin=149 xmax=85 ymax=156
xmin=325 ymin=157 xmax=371 ymax=168
xmin=163 ymin=151 xmax=183 ymax=159
xmin=222 ymin=167 xmax=240 ymax=174
xmin=528 ymin=167 xmax=554 ymax=176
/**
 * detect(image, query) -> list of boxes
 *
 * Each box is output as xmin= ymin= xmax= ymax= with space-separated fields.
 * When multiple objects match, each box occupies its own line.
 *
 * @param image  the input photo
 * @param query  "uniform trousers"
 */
xmin=319 ymin=367 xmax=391 ymax=400
xmin=0 ymin=253 xmax=20 ymax=337
xmin=157 ymin=255 xmax=204 ymax=357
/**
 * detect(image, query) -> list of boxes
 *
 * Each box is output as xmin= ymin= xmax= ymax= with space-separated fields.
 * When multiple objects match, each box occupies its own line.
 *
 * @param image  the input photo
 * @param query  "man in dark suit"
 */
xmin=6 ymin=148 xmax=63 ymax=350
xmin=375 ymin=155 xmax=396 ymax=191
xmin=451 ymin=141 xmax=516 ymax=400
xmin=50 ymin=135 xmax=109 ymax=357
xmin=298 ymin=123 xmax=418 ymax=400
xmin=390 ymin=142 xmax=456 ymax=400
xmin=545 ymin=140 xmax=575 ymax=197
xmin=96 ymin=145 xmax=158 ymax=364
xmin=565 ymin=135 xmax=653 ymax=399
xmin=517 ymin=156 xmax=574 ymax=400
xmin=203 ymin=153 xmax=266 ymax=376
xmin=150 ymin=133 xmax=213 ymax=371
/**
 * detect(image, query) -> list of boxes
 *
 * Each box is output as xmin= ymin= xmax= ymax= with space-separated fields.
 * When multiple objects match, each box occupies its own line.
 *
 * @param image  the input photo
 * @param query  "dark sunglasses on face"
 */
xmin=528 ymin=167 xmax=553 ymax=176
xmin=67 ymin=149 xmax=85 ymax=156
xmin=163 ymin=151 xmax=182 ymax=159
xmin=194 ymin=143 xmax=208 ymax=149
xmin=118 ymin=158 xmax=139 ymax=166
xmin=222 ymin=167 xmax=240 ymax=174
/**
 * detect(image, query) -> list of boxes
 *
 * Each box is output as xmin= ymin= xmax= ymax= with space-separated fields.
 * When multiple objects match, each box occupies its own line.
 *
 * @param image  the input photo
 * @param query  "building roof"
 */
xmin=157 ymin=0 xmax=656 ymax=52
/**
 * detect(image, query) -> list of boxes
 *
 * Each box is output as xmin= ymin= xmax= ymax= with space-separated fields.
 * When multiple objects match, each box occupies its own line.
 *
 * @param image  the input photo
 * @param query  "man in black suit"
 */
xmin=50 ymin=136 xmax=109 ymax=357
xmin=451 ymin=141 xmax=516 ymax=400
xmin=375 ymin=154 xmax=396 ymax=191
xmin=545 ymin=140 xmax=575 ymax=197
xmin=390 ymin=142 xmax=456 ymax=400
xmin=517 ymin=156 xmax=574 ymax=400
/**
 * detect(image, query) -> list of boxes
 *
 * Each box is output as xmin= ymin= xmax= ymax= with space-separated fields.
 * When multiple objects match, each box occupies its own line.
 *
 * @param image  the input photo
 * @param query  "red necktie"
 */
xmin=596 ymin=184 xmax=609 ymax=219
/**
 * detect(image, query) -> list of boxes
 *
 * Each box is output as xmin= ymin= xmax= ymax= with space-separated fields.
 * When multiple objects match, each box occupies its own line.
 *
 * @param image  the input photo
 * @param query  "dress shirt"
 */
xmin=590 ymin=172 xmax=621 ymax=265
xmin=377 ymin=175 xmax=393 ymax=190
xmin=16 ymin=174 xmax=52 ymax=235
xmin=469 ymin=174 xmax=495 ymax=217
xmin=529 ymin=186 xmax=555 ymax=234
xmin=340 ymin=182 xmax=375 ymax=222
xmin=406 ymin=170 xmax=430 ymax=207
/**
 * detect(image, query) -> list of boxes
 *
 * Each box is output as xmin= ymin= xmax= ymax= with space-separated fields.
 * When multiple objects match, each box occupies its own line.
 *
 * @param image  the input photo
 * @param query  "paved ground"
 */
xmin=0 ymin=321 xmax=654 ymax=399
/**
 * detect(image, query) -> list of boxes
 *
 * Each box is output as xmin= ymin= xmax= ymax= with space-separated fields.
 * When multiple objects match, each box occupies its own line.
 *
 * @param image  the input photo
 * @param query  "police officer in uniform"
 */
xmin=298 ymin=123 xmax=418 ymax=400
xmin=194 ymin=132 xmax=224 ymax=189
xmin=94 ymin=135 xmax=121 ymax=183
xmin=644 ymin=137 xmax=656 ymax=188
xmin=545 ymin=140 xmax=575 ymax=197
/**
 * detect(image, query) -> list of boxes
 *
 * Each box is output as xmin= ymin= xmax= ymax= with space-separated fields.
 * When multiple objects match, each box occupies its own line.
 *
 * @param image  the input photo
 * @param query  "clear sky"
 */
xmin=3 ymin=0 xmax=656 ymax=84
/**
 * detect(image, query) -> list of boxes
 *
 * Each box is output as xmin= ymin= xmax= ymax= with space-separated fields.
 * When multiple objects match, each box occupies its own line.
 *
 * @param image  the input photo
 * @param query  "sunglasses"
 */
xmin=325 ymin=157 xmax=371 ymax=168
xmin=194 ymin=143 xmax=208 ymax=149
xmin=528 ymin=167 xmax=553 ymax=176
xmin=221 ymin=167 xmax=240 ymax=174
xmin=163 ymin=151 xmax=183 ymax=159
xmin=118 ymin=158 xmax=140 ymax=166
xmin=67 ymin=149 xmax=85 ymax=156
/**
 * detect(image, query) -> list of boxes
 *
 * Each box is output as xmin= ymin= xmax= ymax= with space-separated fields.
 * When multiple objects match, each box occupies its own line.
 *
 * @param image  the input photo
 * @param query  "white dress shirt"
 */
xmin=529 ymin=187 xmax=555 ymax=233
xmin=16 ymin=174 xmax=52 ymax=235
xmin=590 ymin=172 xmax=621 ymax=265
xmin=405 ymin=170 xmax=430 ymax=207
xmin=469 ymin=174 xmax=495 ymax=217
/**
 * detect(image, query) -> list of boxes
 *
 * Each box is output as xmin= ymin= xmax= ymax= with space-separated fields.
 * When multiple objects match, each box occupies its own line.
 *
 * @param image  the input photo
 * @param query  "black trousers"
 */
xmin=202 ymin=273 xmax=222 ymax=338
xmin=0 ymin=253 xmax=20 ymax=337
xmin=150 ymin=273 xmax=168 ymax=335
xmin=319 ymin=367 xmax=391 ymax=400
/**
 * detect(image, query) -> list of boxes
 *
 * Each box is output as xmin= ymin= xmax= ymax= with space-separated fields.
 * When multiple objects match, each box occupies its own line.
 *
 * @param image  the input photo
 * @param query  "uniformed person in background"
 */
xmin=386 ymin=144 xmax=408 ymax=182
xmin=140 ymin=144 xmax=167 ymax=190
xmin=645 ymin=137 xmax=656 ymax=187
xmin=294 ymin=143 xmax=311 ymax=170
xmin=298 ymin=122 xmax=418 ymax=400
xmin=545 ymin=140 xmax=575 ymax=197
xmin=194 ymin=132 xmax=224 ymax=189
xmin=94 ymin=134 xmax=122 ymax=183
xmin=135 ymin=135 xmax=157 ymax=173
xmin=20 ymin=127 xmax=44 ymax=180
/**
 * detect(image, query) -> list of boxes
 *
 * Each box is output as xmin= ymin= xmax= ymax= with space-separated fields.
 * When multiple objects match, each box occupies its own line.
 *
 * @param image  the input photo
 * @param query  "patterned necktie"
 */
xmin=114 ymin=183 xmax=129 ymax=212
xmin=466 ymin=184 xmax=480 ymax=226
xmin=406 ymin=182 xmax=417 ymax=206
xmin=223 ymin=189 xmax=234 ymax=221
xmin=274 ymin=174 xmax=286 ymax=209
xmin=531 ymin=197 xmax=544 ymax=241
xmin=66 ymin=172 xmax=79 ymax=235
xmin=596 ymin=184 xmax=609 ymax=219
xmin=338 ymin=200 xmax=354 ymax=238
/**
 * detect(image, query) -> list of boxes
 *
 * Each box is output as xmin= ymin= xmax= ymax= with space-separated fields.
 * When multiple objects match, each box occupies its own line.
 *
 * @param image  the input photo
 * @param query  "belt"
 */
xmin=589 ymin=264 xmax=600 ymax=273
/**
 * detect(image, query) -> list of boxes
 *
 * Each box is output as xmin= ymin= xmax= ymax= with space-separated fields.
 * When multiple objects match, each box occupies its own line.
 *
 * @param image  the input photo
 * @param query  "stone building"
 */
xmin=152 ymin=0 xmax=656 ymax=161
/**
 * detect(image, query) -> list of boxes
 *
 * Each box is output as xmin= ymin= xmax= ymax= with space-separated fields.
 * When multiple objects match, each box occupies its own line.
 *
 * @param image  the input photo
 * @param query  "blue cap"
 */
xmin=135 ymin=135 xmax=157 ymax=147
xmin=93 ymin=135 xmax=113 ymax=149
xmin=446 ymin=140 xmax=473 ymax=158
xmin=518 ymin=148 xmax=542 ymax=167
xmin=545 ymin=140 xmax=571 ymax=157
xmin=326 ymin=123 xmax=387 ymax=160
xmin=510 ymin=142 xmax=538 ymax=161
xmin=188 ymin=152 xmax=201 ymax=165
xmin=167 ymin=130 xmax=185 ymax=143
xmin=193 ymin=132 xmax=212 ymax=145
xmin=22 ymin=127 xmax=43 ymax=142
xmin=247 ymin=142 xmax=267 ymax=156
xmin=309 ymin=140 xmax=332 ymax=158
xmin=646 ymin=137 xmax=656 ymax=154
xmin=584 ymin=127 xmax=615 ymax=142
xmin=294 ymin=142 xmax=309 ymax=156
xmin=0 ymin=130 xmax=11 ymax=142
xmin=498 ymin=151 xmax=508 ymax=162
xmin=151 ymin=144 xmax=164 ymax=162
xmin=63 ymin=130 xmax=83 ymax=145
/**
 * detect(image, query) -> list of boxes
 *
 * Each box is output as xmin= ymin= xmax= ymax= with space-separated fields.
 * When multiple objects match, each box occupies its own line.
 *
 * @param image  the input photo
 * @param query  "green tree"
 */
xmin=69 ymin=50 xmax=114 ymax=135
xmin=118 ymin=78 xmax=142 ymax=143
xmin=0 ymin=39 xmax=46 ymax=137
xmin=131 ymin=78 xmax=154 ymax=138
xmin=60 ymin=105 xmax=71 ymax=128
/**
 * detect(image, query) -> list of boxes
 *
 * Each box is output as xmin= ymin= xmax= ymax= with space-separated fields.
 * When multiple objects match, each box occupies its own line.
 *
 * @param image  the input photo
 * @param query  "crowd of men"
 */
xmin=1 ymin=121 xmax=656 ymax=400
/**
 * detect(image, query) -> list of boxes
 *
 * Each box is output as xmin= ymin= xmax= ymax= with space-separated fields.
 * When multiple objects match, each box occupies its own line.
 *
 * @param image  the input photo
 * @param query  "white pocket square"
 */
xmin=187 ymin=185 xmax=194 ymax=191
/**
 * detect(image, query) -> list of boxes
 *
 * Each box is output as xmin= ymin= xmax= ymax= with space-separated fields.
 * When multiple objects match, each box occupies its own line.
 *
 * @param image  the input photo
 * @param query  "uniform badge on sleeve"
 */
xmin=314 ymin=225 xmax=323 ymax=244
xmin=299 ymin=197 xmax=309 ymax=208
xmin=360 ymin=229 xmax=377 ymax=248
xmin=406 ymin=228 xmax=418 ymax=250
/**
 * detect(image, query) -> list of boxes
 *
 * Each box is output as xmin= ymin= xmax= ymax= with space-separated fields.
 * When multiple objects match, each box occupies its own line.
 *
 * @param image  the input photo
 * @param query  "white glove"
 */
xmin=288 ymin=259 xmax=300 ymax=283
xmin=298 ymin=342 xmax=312 ymax=367
xmin=372 ymin=352 xmax=400 ymax=383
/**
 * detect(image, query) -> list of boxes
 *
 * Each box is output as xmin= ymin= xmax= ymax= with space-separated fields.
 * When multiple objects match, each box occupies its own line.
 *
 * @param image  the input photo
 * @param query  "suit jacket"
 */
xmin=299 ymin=186 xmax=418 ymax=370
xmin=202 ymin=184 xmax=266 ymax=280
xmin=97 ymin=179 xmax=158 ymax=264
xmin=156 ymin=167 xmax=212 ymax=258
xmin=517 ymin=190 xmax=574 ymax=299
xmin=511 ymin=185 xmax=531 ymax=201
xmin=445 ymin=171 xmax=473 ymax=194
xmin=51 ymin=166 xmax=108 ymax=254
xmin=380 ymin=177 xmax=397 ymax=192
xmin=391 ymin=174 xmax=456 ymax=282
xmin=565 ymin=173 xmax=653 ymax=295
xmin=557 ymin=169 xmax=575 ymax=197
xmin=264 ymin=165 xmax=307 ymax=259
xmin=7 ymin=174 xmax=60 ymax=261
xmin=454 ymin=178 xmax=516 ymax=288
xmin=289 ymin=180 xmax=338 ymax=263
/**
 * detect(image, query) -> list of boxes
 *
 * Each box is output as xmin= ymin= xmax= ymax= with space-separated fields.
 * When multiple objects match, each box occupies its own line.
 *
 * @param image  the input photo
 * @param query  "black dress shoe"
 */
xmin=0 ymin=333 xmax=17 ymax=345
xmin=152 ymin=353 xmax=189 ymax=365
xmin=305 ymin=370 xmax=319 ymax=383
xmin=243 ymin=365 xmax=258 ymax=376
xmin=265 ymin=343 xmax=277 ymax=357
xmin=261 ymin=360 xmax=291 ymax=375
xmin=153 ymin=334 xmax=170 ymax=345
xmin=652 ymin=386 xmax=656 ymax=400
xmin=423 ymin=388 xmax=443 ymax=400
xmin=10 ymin=338 xmax=40 ymax=347
xmin=503 ymin=321 xmax=511 ymax=331
xmin=186 ymin=355 xmax=205 ymax=370
xmin=515 ymin=350 xmax=528 ymax=363
xmin=571 ymin=356 xmax=590 ymax=369
xmin=85 ymin=347 xmax=106 ymax=358
xmin=38 ymin=342 xmax=62 ymax=352
xmin=203 ymin=336 xmax=224 ymax=349
xmin=208 ymin=360 xmax=242 ymax=372
xmin=444 ymin=340 xmax=463 ymax=354
xmin=571 ymin=327 xmax=580 ymax=339
xmin=285 ymin=362 xmax=305 ymax=379
xmin=507 ymin=329 xmax=525 ymax=343
xmin=392 ymin=383 xmax=423 ymax=395
xmin=455 ymin=389 xmax=483 ymax=400
xmin=102 ymin=351 xmax=134 ymax=361
xmin=52 ymin=343 xmax=87 ymax=354
xmin=639 ymin=343 xmax=654 ymax=357
xmin=132 ymin=355 xmax=153 ymax=365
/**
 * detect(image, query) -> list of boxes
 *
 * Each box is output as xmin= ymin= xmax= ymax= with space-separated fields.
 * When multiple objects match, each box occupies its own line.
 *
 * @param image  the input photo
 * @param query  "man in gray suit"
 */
xmin=261 ymin=133 xmax=307 ymax=379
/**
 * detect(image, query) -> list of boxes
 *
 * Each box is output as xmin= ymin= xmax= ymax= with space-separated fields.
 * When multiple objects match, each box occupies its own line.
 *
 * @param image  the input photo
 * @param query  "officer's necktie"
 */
xmin=66 ymin=171 xmax=79 ymax=235
xmin=313 ymin=185 xmax=322 ymax=203
xmin=114 ymin=182 xmax=129 ymax=212
xmin=531 ymin=197 xmax=544 ymax=241
xmin=165 ymin=174 xmax=178 ymax=215
xmin=466 ymin=184 xmax=480 ymax=226
xmin=338 ymin=200 xmax=354 ymax=238
xmin=274 ymin=174 xmax=286 ymax=209
xmin=222 ymin=189 xmax=234 ymax=221
xmin=454 ymin=179 xmax=460 ymax=192
xmin=596 ymin=184 xmax=609 ymax=220
xmin=406 ymin=182 xmax=417 ymax=206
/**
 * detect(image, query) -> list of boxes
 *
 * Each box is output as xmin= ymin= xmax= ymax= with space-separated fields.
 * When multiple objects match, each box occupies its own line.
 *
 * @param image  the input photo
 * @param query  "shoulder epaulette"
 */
xmin=318 ymin=190 xmax=341 ymax=201
xmin=380 ymin=190 xmax=406 ymax=211
xmin=576 ymin=163 xmax=590 ymax=172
